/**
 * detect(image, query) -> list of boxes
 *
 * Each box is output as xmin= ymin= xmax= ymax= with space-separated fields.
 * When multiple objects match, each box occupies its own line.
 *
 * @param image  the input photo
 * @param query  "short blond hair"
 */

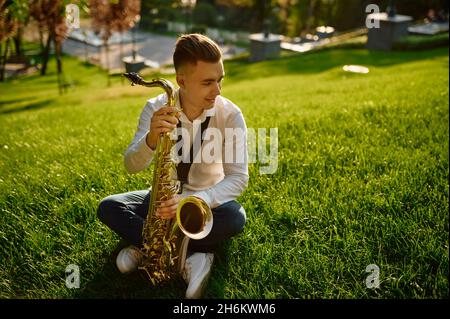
xmin=173 ymin=34 xmax=222 ymax=71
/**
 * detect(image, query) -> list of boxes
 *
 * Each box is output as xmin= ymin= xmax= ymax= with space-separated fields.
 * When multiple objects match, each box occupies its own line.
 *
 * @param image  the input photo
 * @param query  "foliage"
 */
xmin=141 ymin=0 xmax=449 ymax=36
xmin=88 ymin=0 xmax=141 ymax=85
xmin=89 ymin=0 xmax=141 ymax=42
xmin=0 ymin=0 xmax=18 ymax=42
xmin=28 ymin=0 xmax=70 ymax=78
xmin=192 ymin=2 xmax=217 ymax=27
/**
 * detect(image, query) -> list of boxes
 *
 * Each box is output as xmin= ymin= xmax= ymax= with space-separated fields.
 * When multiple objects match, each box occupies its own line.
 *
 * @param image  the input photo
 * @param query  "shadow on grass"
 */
xmin=73 ymin=240 xmax=186 ymax=298
xmin=205 ymin=241 xmax=232 ymax=299
xmin=0 ymin=99 xmax=55 ymax=115
xmin=225 ymin=47 xmax=449 ymax=81
xmin=0 ymin=96 xmax=35 ymax=107
xmin=73 ymin=239 xmax=232 ymax=299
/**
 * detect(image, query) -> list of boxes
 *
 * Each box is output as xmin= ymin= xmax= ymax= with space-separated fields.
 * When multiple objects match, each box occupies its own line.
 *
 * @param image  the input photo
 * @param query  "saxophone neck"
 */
xmin=124 ymin=72 xmax=176 ymax=107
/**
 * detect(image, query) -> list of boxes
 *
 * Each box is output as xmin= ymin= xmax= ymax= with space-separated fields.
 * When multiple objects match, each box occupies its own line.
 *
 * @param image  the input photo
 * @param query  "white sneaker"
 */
xmin=116 ymin=245 xmax=143 ymax=274
xmin=183 ymin=252 xmax=214 ymax=299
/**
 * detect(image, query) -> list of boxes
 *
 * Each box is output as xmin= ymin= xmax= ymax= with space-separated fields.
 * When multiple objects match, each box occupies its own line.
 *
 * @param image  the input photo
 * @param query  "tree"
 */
xmin=0 ymin=0 xmax=19 ymax=81
xmin=29 ymin=0 xmax=69 ymax=82
xmin=217 ymin=0 xmax=278 ymax=32
xmin=111 ymin=0 xmax=141 ymax=75
xmin=140 ymin=0 xmax=176 ymax=31
xmin=29 ymin=0 xmax=47 ymax=60
xmin=7 ymin=0 xmax=29 ymax=58
xmin=89 ymin=0 xmax=141 ymax=86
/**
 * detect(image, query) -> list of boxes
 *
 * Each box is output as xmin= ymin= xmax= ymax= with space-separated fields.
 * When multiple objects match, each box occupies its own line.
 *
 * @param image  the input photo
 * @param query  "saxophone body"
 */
xmin=124 ymin=72 xmax=213 ymax=285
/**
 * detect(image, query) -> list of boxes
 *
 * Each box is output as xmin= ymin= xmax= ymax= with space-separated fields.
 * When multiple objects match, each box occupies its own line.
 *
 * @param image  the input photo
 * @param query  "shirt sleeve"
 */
xmin=192 ymin=111 xmax=249 ymax=209
xmin=124 ymin=100 xmax=156 ymax=174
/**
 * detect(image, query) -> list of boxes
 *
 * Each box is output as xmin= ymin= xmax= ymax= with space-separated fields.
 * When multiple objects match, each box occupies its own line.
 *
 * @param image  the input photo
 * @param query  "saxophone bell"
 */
xmin=176 ymin=197 xmax=213 ymax=240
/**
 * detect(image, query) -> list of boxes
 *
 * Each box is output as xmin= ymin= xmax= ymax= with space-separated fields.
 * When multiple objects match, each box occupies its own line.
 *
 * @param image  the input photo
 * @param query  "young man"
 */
xmin=97 ymin=34 xmax=249 ymax=299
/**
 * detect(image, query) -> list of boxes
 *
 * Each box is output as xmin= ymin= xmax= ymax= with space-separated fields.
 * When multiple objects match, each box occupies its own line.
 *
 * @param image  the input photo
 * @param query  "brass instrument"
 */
xmin=124 ymin=72 xmax=213 ymax=285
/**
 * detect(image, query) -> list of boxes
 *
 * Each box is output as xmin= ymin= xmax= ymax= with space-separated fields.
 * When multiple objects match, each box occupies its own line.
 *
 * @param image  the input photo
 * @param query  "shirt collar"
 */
xmin=175 ymin=89 xmax=217 ymax=124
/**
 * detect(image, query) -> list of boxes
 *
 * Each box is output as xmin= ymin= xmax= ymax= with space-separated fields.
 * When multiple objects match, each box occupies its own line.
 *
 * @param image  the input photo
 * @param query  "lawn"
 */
xmin=0 ymin=45 xmax=448 ymax=298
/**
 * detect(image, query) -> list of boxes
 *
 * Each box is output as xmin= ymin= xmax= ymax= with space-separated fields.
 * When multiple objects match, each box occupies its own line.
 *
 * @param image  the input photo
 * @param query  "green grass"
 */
xmin=393 ymin=33 xmax=450 ymax=51
xmin=0 ymin=46 xmax=448 ymax=299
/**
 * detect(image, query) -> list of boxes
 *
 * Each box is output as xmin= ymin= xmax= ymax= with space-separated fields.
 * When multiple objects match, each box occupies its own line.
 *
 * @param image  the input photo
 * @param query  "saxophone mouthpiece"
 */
xmin=123 ymin=72 xmax=142 ymax=86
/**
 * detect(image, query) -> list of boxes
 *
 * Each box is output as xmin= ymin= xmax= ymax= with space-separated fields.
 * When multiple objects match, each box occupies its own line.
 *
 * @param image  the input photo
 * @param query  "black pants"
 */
xmin=97 ymin=190 xmax=246 ymax=252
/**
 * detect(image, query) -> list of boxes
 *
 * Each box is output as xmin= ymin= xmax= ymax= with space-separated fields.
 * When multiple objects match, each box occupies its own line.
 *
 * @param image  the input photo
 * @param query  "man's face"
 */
xmin=177 ymin=60 xmax=224 ymax=111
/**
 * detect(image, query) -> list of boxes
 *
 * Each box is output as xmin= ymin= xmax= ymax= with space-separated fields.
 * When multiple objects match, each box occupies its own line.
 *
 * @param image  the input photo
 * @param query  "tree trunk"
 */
xmin=39 ymin=27 xmax=45 ymax=55
xmin=119 ymin=34 xmax=124 ymax=84
xmin=13 ymin=27 xmax=22 ymax=57
xmin=313 ymin=0 xmax=320 ymax=28
xmin=41 ymin=33 xmax=52 ymax=76
xmin=306 ymin=0 xmax=317 ymax=34
xmin=0 ymin=41 xmax=3 ymax=81
xmin=55 ymin=42 xmax=62 ymax=75
xmin=0 ymin=39 xmax=10 ymax=82
xmin=254 ymin=0 xmax=269 ymax=32
xmin=105 ymin=42 xmax=111 ymax=87
xmin=54 ymin=39 xmax=65 ymax=95
xmin=84 ymin=32 xmax=89 ymax=63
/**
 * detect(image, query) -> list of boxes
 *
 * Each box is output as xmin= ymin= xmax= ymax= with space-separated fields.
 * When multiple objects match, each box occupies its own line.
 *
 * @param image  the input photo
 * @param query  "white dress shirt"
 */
xmin=124 ymin=89 xmax=249 ymax=209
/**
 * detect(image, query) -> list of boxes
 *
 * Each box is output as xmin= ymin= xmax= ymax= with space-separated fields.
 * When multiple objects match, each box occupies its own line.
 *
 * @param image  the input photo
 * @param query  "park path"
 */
xmin=62 ymin=29 xmax=246 ymax=72
xmin=62 ymin=30 xmax=177 ymax=71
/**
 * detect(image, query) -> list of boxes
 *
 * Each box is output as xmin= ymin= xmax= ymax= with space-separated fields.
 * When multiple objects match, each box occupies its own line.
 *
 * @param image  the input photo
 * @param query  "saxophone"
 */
xmin=124 ymin=72 xmax=213 ymax=285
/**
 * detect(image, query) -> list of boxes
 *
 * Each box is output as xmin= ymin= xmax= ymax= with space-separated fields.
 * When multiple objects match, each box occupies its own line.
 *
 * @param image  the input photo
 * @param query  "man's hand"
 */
xmin=146 ymin=106 xmax=181 ymax=150
xmin=156 ymin=194 xmax=182 ymax=220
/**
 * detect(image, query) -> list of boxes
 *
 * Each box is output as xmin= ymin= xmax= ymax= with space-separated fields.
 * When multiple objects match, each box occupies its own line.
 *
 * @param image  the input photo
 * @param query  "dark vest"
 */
xmin=175 ymin=116 xmax=211 ymax=192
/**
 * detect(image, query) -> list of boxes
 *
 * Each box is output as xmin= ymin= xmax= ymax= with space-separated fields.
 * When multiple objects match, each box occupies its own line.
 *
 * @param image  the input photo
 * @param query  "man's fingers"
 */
xmin=150 ymin=120 xmax=177 ymax=136
xmin=160 ymin=197 xmax=179 ymax=207
xmin=154 ymin=106 xmax=179 ymax=116
xmin=153 ymin=119 xmax=177 ymax=129
xmin=158 ymin=203 xmax=178 ymax=212
xmin=151 ymin=127 xmax=173 ymax=136
xmin=152 ymin=114 xmax=179 ymax=125
xmin=155 ymin=194 xmax=180 ymax=218
xmin=156 ymin=206 xmax=177 ymax=219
